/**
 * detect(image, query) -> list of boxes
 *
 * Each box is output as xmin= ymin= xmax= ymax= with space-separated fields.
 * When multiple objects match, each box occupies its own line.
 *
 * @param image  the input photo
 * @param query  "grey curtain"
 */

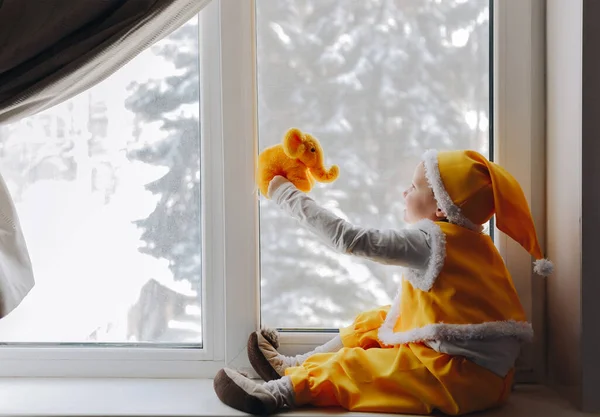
xmin=0 ymin=0 xmax=211 ymax=124
xmin=0 ymin=0 xmax=211 ymax=318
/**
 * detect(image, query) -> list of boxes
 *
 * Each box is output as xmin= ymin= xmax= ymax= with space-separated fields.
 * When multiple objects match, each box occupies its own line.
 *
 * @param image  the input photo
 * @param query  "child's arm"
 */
xmin=268 ymin=176 xmax=431 ymax=271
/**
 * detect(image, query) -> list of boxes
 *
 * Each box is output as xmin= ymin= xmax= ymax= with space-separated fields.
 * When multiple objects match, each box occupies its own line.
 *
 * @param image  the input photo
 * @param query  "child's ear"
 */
xmin=435 ymin=207 xmax=447 ymax=219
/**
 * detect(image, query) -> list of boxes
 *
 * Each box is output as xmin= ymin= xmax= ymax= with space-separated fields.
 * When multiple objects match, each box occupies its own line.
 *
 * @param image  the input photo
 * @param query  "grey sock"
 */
xmin=263 ymin=376 xmax=296 ymax=408
xmin=283 ymin=334 xmax=344 ymax=368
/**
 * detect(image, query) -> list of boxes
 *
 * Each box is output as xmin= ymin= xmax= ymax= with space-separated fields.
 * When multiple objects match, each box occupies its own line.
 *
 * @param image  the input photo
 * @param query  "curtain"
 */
xmin=0 ymin=0 xmax=212 ymax=318
xmin=0 ymin=0 xmax=211 ymax=123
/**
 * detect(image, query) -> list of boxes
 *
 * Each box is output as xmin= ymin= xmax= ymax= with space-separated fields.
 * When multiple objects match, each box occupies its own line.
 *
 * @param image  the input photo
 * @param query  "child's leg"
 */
xmin=286 ymin=343 xmax=509 ymax=415
xmin=248 ymin=306 xmax=390 ymax=382
xmin=216 ymin=345 xmax=433 ymax=415
xmin=248 ymin=328 xmax=343 ymax=381
xmin=216 ymin=343 xmax=508 ymax=416
xmin=286 ymin=344 xmax=434 ymax=414
xmin=283 ymin=335 xmax=344 ymax=367
xmin=338 ymin=305 xmax=391 ymax=349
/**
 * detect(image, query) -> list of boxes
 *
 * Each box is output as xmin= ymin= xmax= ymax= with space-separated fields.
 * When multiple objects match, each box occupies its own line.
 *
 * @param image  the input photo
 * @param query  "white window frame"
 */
xmin=492 ymin=0 xmax=546 ymax=383
xmin=0 ymin=0 xmax=235 ymax=379
xmin=0 ymin=0 xmax=546 ymax=381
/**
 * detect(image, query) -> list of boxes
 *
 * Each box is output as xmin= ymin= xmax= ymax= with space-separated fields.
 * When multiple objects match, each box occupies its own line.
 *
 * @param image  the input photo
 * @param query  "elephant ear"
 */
xmin=283 ymin=128 xmax=306 ymax=159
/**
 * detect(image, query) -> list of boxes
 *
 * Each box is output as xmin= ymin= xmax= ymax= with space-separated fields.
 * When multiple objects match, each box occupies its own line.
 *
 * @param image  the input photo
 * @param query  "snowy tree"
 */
xmin=124 ymin=19 xmax=202 ymax=340
xmin=125 ymin=20 xmax=201 ymax=291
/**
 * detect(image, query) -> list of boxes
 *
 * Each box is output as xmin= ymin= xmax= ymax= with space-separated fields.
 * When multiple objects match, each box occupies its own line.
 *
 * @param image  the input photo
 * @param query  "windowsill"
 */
xmin=0 ymin=378 xmax=589 ymax=417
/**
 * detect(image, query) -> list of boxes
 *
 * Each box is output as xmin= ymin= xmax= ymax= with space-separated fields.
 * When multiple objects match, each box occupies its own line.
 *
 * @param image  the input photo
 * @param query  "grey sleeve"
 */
xmin=270 ymin=182 xmax=431 ymax=270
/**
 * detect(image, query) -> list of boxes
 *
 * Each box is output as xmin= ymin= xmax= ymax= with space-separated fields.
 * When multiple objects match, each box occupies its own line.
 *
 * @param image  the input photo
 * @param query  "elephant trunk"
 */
xmin=310 ymin=164 xmax=340 ymax=183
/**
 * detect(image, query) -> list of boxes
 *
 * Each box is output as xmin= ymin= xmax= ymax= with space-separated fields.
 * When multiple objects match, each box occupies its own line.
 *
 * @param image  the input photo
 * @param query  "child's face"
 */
xmin=402 ymin=162 xmax=446 ymax=224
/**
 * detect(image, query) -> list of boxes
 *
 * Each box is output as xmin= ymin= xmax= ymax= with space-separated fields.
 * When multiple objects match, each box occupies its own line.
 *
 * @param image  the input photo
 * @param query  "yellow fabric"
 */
xmin=394 ymin=222 xmax=527 ymax=334
xmin=436 ymin=150 xmax=544 ymax=261
xmin=286 ymin=306 xmax=514 ymax=415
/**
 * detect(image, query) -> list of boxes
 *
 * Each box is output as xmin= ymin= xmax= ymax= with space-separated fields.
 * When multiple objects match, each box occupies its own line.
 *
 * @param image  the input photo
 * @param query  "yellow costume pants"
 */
xmin=285 ymin=306 xmax=514 ymax=415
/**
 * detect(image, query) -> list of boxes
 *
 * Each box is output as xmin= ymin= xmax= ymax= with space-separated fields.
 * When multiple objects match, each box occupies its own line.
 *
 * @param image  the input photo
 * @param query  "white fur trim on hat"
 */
xmin=404 ymin=219 xmax=446 ymax=291
xmin=422 ymin=149 xmax=484 ymax=233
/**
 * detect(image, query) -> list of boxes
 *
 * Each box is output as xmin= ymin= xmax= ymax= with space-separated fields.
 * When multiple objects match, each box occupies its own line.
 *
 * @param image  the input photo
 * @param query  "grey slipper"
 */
xmin=247 ymin=328 xmax=283 ymax=382
xmin=213 ymin=367 xmax=279 ymax=415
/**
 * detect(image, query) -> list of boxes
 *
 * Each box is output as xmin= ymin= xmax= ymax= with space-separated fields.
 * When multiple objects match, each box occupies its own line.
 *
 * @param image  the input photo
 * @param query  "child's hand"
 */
xmin=267 ymin=175 xmax=291 ymax=199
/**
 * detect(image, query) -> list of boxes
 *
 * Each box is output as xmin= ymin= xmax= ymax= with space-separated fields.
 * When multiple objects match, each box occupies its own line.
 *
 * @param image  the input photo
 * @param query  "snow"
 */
xmin=0 ymin=30 xmax=198 ymax=343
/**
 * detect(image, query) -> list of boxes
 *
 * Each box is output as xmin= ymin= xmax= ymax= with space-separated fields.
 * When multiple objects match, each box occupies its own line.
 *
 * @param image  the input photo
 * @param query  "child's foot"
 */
xmin=248 ymin=328 xmax=345 ymax=382
xmin=213 ymin=368 xmax=293 ymax=415
xmin=247 ymin=328 xmax=286 ymax=381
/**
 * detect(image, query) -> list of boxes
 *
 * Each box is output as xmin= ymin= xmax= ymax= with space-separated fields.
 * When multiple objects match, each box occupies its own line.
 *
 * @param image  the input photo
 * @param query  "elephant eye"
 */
xmin=310 ymin=147 xmax=316 ymax=152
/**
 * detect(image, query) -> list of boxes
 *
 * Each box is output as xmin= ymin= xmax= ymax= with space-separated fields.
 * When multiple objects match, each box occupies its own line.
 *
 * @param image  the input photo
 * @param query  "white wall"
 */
xmin=546 ymin=0 xmax=600 ymax=411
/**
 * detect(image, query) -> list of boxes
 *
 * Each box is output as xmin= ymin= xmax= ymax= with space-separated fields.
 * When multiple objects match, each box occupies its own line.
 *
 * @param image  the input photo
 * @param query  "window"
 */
xmin=0 ymin=17 xmax=202 ymax=346
xmin=255 ymin=0 xmax=491 ymax=331
xmin=0 ymin=0 xmax=545 ymax=380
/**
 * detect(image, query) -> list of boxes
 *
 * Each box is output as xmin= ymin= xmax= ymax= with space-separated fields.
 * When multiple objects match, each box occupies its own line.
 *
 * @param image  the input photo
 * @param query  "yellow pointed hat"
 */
xmin=421 ymin=149 xmax=553 ymax=276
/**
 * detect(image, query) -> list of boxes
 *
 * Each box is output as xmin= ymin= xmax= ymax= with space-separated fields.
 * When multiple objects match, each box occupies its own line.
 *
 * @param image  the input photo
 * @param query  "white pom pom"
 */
xmin=533 ymin=258 xmax=554 ymax=276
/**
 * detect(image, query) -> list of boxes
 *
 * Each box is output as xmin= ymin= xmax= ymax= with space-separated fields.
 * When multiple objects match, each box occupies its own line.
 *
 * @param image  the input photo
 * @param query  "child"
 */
xmin=213 ymin=149 xmax=552 ymax=415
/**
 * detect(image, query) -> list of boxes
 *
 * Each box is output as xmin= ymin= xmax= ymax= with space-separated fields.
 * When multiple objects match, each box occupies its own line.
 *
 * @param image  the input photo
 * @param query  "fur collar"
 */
xmin=378 ymin=318 xmax=533 ymax=346
xmin=405 ymin=219 xmax=446 ymax=292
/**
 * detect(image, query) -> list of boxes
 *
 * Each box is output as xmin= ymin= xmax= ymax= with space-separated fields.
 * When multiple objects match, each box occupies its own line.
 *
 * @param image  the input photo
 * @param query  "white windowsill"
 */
xmin=0 ymin=378 xmax=588 ymax=417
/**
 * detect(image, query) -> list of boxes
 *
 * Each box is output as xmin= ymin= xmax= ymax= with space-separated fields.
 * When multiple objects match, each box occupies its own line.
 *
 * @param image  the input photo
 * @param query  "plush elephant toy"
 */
xmin=256 ymin=128 xmax=340 ymax=198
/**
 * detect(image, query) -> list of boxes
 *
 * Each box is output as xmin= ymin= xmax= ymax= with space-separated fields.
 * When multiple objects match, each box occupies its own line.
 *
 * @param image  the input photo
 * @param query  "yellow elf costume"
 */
xmin=213 ymin=149 xmax=553 ymax=416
